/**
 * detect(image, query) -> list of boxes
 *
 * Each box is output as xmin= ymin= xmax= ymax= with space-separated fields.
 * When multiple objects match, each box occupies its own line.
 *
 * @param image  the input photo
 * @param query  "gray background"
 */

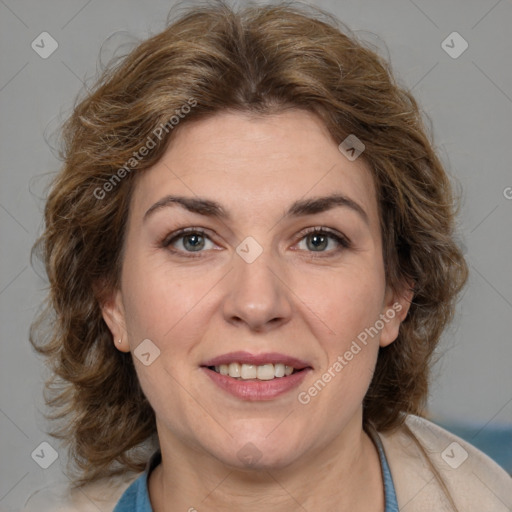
xmin=1 ymin=0 xmax=511 ymax=509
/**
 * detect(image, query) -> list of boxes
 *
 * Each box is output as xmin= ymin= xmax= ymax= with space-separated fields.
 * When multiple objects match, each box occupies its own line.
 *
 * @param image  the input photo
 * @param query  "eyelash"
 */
xmin=159 ymin=226 xmax=352 ymax=258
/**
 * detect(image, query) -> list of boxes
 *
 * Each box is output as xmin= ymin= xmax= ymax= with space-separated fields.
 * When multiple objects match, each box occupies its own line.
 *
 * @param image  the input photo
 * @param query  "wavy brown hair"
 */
xmin=30 ymin=0 xmax=468 ymax=487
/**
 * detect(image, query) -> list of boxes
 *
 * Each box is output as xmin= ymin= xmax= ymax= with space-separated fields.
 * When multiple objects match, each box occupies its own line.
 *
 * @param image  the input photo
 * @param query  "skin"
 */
xmin=101 ymin=109 xmax=413 ymax=512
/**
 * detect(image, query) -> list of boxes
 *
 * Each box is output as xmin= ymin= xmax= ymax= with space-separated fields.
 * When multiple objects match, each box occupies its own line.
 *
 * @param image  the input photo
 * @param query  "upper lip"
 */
xmin=202 ymin=351 xmax=312 ymax=370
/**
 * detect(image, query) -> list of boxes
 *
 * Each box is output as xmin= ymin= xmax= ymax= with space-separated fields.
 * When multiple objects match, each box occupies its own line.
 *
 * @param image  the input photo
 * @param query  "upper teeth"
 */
xmin=214 ymin=363 xmax=295 ymax=380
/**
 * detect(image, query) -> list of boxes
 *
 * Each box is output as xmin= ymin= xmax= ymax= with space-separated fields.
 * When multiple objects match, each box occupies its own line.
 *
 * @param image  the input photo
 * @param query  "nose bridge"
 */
xmin=222 ymin=236 xmax=292 ymax=330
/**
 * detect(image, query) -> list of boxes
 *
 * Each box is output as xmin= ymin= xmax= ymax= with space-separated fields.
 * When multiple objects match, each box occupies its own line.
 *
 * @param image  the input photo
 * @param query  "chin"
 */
xmin=207 ymin=434 xmax=303 ymax=471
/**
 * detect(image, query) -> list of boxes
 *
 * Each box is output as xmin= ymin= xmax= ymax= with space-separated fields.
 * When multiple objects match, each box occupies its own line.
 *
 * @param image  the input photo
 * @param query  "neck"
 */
xmin=149 ymin=417 xmax=384 ymax=512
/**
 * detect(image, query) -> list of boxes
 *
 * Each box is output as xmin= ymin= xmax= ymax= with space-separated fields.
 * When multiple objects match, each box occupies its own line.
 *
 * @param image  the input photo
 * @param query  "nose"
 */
xmin=221 ymin=245 xmax=293 ymax=333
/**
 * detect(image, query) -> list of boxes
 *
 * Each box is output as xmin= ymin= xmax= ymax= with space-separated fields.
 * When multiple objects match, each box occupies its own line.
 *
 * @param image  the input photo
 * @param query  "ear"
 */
xmin=379 ymin=280 xmax=414 ymax=348
xmin=93 ymin=280 xmax=130 ymax=353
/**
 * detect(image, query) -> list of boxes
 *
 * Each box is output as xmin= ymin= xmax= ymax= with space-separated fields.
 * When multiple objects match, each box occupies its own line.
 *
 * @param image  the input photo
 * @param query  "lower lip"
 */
xmin=201 ymin=367 xmax=311 ymax=401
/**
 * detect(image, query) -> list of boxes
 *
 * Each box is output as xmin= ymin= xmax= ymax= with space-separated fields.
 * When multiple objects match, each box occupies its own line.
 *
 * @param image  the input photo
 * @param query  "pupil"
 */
xmin=309 ymin=234 xmax=327 ymax=251
xmin=185 ymin=234 xmax=204 ymax=251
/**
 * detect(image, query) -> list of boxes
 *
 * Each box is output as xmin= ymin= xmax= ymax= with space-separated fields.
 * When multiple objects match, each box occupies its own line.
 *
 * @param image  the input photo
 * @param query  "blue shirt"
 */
xmin=113 ymin=429 xmax=399 ymax=511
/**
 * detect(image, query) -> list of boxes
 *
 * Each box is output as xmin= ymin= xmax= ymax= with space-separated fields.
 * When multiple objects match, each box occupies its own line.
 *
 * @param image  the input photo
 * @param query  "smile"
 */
xmin=208 ymin=362 xmax=298 ymax=380
xmin=201 ymin=351 xmax=312 ymax=400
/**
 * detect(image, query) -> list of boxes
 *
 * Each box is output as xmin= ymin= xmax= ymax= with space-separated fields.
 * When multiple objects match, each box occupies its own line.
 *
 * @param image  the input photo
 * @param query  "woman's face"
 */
xmin=102 ymin=109 xmax=411 ymax=469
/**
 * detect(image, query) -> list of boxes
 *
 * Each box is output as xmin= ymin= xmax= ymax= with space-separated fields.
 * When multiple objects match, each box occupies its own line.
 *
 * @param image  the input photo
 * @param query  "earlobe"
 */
xmin=95 ymin=284 xmax=130 ymax=353
xmin=379 ymin=282 xmax=414 ymax=348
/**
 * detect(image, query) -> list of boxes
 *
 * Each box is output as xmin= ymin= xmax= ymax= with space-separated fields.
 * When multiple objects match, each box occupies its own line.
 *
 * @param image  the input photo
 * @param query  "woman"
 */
xmin=26 ymin=1 xmax=512 ymax=511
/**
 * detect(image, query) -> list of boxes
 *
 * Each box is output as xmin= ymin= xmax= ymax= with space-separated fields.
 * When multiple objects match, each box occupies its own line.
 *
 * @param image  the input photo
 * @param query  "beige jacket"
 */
xmin=22 ymin=415 xmax=512 ymax=511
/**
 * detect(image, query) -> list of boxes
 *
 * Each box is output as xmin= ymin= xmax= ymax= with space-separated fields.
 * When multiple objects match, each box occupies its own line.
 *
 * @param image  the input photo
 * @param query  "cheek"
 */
xmin=295 ymin=264 xmax=386 ymax=348
xmin=120 ymin=258 xmax=209 ymax=434
xmin=294 ymin=273 xmax=383 ymax=444
xmin=294 ymin=264 xmax=385 ymax=402
xmin=121 ymin=253 xmax=211 ymax=344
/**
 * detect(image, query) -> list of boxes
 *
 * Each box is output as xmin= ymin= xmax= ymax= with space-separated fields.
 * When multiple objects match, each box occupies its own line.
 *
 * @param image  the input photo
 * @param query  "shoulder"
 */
xmin=21 ymin=472 xmax=142 ymax=512
xmin=378 ymin=414 xmax=512 ymax=511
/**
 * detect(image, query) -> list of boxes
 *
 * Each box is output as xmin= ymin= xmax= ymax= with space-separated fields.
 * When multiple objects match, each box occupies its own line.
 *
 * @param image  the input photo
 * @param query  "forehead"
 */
xmin=130 ymin=110 xmax=379 ymax=227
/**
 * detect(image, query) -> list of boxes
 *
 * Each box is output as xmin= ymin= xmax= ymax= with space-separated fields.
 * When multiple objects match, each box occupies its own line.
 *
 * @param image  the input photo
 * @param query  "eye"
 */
xmin=295 ymin=227 xmax=351 ymax=255
xmin=161 ymin=227 xmax=216 ymax=256
xmin=160 ymin=226 xmax=351 ymax=258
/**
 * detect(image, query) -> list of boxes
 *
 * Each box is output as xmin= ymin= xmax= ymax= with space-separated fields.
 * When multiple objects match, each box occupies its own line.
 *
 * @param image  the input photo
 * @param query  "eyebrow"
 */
xmin=143 ymin=193 xmax=369 ymax=225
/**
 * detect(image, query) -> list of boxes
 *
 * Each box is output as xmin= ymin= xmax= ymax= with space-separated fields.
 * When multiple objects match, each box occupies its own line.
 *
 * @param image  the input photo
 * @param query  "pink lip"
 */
xmin=201 ymin=367 xmax=311 ymax=401
xmin=201 ymin=351 xmax=311 ymax=369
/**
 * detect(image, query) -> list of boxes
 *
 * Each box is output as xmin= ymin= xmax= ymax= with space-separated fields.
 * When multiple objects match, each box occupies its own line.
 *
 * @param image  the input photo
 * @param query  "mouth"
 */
xmin=206 ymin=362 xmax=303 ymax=381
xmin=200 ymin=351 xmax=312 ymax=400
xmin=201 ymin=351 xmax=311 ymax=379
